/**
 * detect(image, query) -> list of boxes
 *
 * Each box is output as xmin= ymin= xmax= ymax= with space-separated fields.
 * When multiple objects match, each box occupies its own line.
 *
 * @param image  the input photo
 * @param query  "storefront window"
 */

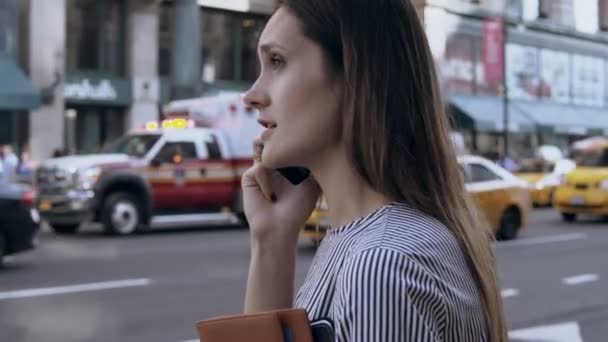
xmin=70 ymin=106 xmax=125 ymax=154
xmin=66 ymin=0 xmax=126 ymax=75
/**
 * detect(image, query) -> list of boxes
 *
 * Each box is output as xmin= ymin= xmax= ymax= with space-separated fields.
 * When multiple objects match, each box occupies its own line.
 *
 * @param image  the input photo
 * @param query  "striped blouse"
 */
xmin=294 ymin=203 xmax=488 ymax=341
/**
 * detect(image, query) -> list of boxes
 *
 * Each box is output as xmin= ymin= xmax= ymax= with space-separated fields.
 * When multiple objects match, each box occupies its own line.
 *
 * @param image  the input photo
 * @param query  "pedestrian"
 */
xmin=502 ymin=154 xmax=518 ymax=172
xmin=240 ymin=1 xmax=506 ymax=342
xmin=17 ymin=150 xmax=35 ymax=176
xmin=1 ymin=145 xmax=19 ymax=182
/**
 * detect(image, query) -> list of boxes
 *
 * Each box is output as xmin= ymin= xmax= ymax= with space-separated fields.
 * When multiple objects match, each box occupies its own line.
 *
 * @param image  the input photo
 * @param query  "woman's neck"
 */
xmin=309 ymin=145 xmax=390 ymax=228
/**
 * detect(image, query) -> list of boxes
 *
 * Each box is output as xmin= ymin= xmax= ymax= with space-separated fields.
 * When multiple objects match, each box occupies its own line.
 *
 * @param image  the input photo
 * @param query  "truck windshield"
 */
xmin=101 ymin=134 xmax=161 ymax=158
xmin=579 ymin=148 xmax=608 ymax=167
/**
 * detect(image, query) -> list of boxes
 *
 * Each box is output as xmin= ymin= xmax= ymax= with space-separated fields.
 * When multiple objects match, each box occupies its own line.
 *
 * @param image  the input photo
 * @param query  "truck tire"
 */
xmin=50 ymin=224 xmax=80 ymax=235
xmin=101 ymin=192 xmax=142 ymax=236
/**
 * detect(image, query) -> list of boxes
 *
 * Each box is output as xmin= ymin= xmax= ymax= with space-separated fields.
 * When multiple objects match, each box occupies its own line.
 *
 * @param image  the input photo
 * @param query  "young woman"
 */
xmin=241 ymin=1 xmax=507 ymax=341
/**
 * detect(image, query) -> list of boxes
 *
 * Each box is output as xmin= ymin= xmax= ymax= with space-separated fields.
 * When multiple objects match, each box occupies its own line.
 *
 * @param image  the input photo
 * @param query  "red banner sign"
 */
xmin=483 ymin=18 xmax=504 ymax=84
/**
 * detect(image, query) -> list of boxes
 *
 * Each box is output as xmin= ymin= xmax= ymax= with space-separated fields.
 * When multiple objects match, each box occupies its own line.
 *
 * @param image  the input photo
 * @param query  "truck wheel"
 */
xmin=561 ymin=213 xmax=577 ymax=222
xmin=50 ymin=224 xmax=80 ymax=235
xmin=496 ymin=207 xmax=521 ymax=241
xmin=101 ymin=193 xmax=142 ymax=236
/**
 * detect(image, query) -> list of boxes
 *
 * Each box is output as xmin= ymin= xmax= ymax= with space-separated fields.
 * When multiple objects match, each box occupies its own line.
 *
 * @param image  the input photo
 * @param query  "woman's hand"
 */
xmin=241 ymin=161 xmax=321 ymax=246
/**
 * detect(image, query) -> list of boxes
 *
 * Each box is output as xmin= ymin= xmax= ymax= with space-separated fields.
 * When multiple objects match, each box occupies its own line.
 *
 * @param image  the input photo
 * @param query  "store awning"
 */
xmin=514 ymin=101 xmax=608 ymax=136
xmin=449 ymin=95 xmax=536 ymax=133
xmin=0 ymin=52 xmax=41 ymax=110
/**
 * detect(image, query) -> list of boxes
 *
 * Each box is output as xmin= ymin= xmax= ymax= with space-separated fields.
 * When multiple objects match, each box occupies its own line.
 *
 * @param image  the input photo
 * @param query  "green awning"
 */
xmin=514 ymin=101 xmax=608 ymax=136
xmin=449 ymin=95 xmax=536 ymax=133
xmin=0 ymin=52 xmax=40 ymax=110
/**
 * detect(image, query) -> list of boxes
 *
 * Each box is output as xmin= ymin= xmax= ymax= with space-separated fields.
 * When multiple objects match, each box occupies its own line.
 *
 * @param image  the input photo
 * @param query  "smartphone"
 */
xmin=310 ymin=318 xmax=335 ymax=342
xmin=277 ymin=167 xmax=310 ymax=185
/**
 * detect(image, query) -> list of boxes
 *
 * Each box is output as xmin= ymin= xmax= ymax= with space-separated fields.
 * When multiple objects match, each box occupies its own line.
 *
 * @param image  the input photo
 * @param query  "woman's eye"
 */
xmin=269 ymin=54 xmax=284 ymax=68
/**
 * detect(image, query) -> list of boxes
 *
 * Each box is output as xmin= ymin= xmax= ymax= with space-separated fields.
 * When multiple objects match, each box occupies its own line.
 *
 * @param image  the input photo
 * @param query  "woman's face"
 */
xmin=244 ymin=7 xmax=344 ymax=170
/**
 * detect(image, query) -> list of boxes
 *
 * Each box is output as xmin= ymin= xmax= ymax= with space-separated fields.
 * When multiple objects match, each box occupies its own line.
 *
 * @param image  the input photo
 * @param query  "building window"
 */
xmin=0 ymin=0 xmax=17 ymax=54
xmin=200 ymin=9 xmax=266 ymax=83
xmin=600 ymin=0 xmax=608 ymax=30
xmin=66 ymin=0 xmax=127 ymax=75
xmin=158 ymin=5 xmax=267 ymax=84
xmin=539 ymin=0 xmax=551 ymax=18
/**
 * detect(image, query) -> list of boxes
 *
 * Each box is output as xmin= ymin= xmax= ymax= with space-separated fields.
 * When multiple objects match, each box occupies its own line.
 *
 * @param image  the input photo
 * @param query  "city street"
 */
xmin=0 ymin=209 xmax=607 ymax=342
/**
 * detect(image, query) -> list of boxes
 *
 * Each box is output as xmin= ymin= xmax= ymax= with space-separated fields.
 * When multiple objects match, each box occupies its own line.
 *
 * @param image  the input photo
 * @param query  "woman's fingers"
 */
xmin=242 ymin=164 xmax=276 ymax=202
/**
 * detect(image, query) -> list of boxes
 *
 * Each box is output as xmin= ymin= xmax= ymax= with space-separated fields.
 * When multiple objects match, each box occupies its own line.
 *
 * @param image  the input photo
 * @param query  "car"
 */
xmin=0 ymin=179 xmax=40 ymax=265
xmin=461 ymin=155 xmax=532 ymax=240
xmin=302 ymin=155 xmax=532 ymax=247
xmin=554 ymin=144 xmax=608 ymax=222
xmin=516 ymin=159 xmax=576 ymax=207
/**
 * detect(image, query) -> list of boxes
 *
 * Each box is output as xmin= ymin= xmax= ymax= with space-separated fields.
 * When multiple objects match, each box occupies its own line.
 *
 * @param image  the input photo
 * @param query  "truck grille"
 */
xmin=36 ymin=167 xmax=74 ymax=195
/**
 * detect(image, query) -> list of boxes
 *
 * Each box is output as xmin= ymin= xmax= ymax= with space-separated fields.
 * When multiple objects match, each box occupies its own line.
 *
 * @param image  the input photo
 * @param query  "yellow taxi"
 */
xmin=515 ymin=159 xmax=576 ymax=207
xmin=302 ymin=155 xmax=532 ymax=247
xmin=515 ymin=162 xmax=552 ymax=207
xmin=554 ymin=145 xmax=608 ymax=222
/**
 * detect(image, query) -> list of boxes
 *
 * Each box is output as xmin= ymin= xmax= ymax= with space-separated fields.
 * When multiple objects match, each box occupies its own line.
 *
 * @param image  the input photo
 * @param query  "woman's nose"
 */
xmin=243 ymin=83 xmax=270 ymax=109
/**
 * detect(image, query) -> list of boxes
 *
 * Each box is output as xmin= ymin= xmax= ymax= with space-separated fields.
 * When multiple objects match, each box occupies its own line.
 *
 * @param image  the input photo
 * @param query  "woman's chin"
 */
xmin=260 ymin=151 xmax=300 ymax=170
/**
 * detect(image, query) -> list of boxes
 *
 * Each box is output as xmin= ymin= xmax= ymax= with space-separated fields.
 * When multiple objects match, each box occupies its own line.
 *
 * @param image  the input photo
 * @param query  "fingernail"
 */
xmin=270 ymin=193 xmax=277 ymax=202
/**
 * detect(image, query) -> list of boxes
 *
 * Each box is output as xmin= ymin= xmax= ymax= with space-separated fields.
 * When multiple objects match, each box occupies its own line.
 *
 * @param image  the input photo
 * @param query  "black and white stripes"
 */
xmin=295 ymin=203 xmax=488 ymax=341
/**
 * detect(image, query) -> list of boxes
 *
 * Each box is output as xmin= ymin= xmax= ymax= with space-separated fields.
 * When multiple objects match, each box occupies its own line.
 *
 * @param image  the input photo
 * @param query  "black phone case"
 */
xmin=277 ymin=167 xmax=310 ymax=185
xmin=310 ymin=319 xmax=335 ymax=342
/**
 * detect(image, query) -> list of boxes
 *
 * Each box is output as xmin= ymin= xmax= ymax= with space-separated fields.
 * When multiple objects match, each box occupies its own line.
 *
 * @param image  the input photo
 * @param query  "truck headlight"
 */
xmin=78 ymin=167 xmax=101 ymax=190
xmin=600 ymin=180 xmax=608 ymax=189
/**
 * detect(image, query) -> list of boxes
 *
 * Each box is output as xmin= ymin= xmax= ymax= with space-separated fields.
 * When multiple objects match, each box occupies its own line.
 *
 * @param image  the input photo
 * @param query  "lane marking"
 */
xmin=0 ymin=278 xmax=151 ymax=300
xmin=509 ymin=321 xmax=583 ymax=342
xmin=495 ymin=233 xmax=587 ymax=248
xmin=562 ymin=273 xmax=599 ymax=286
xmin=501 ymin=288 xmax=519 ymax=298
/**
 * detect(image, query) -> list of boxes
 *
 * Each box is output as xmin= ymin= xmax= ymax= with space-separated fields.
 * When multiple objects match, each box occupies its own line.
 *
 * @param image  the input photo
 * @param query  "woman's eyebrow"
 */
xmin=259 ymin=42 xmax=288 ymax=54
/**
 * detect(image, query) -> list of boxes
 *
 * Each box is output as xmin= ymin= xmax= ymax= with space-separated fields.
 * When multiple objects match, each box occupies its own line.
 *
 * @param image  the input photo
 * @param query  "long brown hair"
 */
xmin=280 ymin=0 xmax=508 ymax=340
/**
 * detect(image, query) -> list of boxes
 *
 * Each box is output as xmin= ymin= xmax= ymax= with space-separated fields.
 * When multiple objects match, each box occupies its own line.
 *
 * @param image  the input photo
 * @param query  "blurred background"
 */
xmin=1 ymin=0 xmax=608 ymax=341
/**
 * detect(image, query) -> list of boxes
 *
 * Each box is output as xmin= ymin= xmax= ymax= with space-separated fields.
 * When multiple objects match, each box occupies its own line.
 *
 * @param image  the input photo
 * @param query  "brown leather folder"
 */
xmin=196 ymin=308 xmax=314 ymax=342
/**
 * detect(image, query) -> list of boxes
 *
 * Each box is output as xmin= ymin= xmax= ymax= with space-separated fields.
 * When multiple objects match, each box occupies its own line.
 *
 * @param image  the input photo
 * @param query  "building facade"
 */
xmin=18 ymin=0 xmax=275 ymax=161
xmin=416 ymin=0 xmax=608 ymax=157
xmin=13 ymin=0 xmax=608 ymax=161
xmin=0 ymin=0 xmax=39 ymax=154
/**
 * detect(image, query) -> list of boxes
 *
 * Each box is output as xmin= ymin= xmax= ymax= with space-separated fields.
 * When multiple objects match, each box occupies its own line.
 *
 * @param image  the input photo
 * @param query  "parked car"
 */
xmin=0 ymin=179 xmax=40 ymax=264
xmin=302 ymin=155 xmax=532 ymax=247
